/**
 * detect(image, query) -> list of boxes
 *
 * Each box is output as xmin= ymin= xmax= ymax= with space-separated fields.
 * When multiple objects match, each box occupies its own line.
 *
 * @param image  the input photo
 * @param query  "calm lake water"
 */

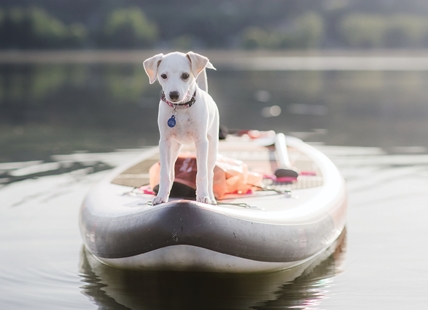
xmin=1 ymin=54 xmax=428 ymax=309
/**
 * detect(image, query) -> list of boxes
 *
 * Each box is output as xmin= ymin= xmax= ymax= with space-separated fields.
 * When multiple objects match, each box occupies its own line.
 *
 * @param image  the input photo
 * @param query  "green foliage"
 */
xmin=2 ymin=3 xmax=428 ymax=50
xmin=384 ymin=15 xmax=428 ymax=47
xmin=0 ymin=7 xmax=87 ymax=49
xmin=9 ymin=7 xmax=25 ymax=23
xmin=242 ymin=27 xmax=271 ymax=49
xmin=340 ymin=15 xmax=387 ymax=48
xmin=173 ymin=35 xmax=196 ymax=50
xmin=30 ymin=7 xmax=67 ymax=39
xmin=67 ymin=24 xmax=87 ymax=46
xmin=340 ymin=14 xmax=428 ymax=48
xmin=294 ymin=13 xmax=325 ymax=48
xmin=241 ymin=13 xmax=325 ymax=50
xmin=103 ymin=7 xmax=158 ymax=48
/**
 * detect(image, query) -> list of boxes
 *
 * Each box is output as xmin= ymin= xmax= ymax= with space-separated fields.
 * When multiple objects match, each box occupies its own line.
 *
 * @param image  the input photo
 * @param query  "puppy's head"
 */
xmin=143 ymin=51 xmax=214 ymax=103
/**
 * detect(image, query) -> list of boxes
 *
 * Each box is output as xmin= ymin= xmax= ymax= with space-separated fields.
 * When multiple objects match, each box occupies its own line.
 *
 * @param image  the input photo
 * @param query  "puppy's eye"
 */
xmin=181 ymin=73 xmax=190 ymax=80
xmin=161 ymin=74 xmax=167 ymax=79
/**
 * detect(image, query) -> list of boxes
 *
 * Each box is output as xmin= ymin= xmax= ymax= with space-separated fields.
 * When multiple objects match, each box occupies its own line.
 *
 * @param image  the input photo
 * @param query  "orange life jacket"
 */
xmin=149 ymin=154 xmax=263 ymax=199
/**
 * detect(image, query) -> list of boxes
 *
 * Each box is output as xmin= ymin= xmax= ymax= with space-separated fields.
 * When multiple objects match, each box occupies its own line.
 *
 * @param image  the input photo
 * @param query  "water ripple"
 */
xmin=78 ymin=231 xmax=346 ymax=310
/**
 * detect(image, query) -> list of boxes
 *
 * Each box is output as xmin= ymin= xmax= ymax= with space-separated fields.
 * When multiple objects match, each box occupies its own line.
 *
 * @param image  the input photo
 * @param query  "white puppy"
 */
xmin=143 ymin=51 xmax=219 ymax=205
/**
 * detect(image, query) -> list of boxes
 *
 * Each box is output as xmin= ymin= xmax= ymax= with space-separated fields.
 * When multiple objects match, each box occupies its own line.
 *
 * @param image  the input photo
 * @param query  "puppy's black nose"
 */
xmin=169 ymin=91 xmax=180 ymax=101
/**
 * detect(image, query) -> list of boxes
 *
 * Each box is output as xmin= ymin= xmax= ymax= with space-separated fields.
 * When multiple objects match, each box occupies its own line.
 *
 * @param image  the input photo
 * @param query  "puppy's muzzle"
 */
xmin=169 ymin=91 xmax=180 ymax=102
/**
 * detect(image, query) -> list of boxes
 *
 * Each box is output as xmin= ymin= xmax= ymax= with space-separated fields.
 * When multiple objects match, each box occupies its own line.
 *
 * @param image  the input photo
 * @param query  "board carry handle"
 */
xmin=274 ymin=133 xmax=299 ymax=178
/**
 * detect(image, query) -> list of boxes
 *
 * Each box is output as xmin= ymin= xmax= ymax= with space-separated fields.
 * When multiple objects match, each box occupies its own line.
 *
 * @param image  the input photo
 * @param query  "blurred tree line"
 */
xmin=2 ymin=0 xmax=428 ymax=49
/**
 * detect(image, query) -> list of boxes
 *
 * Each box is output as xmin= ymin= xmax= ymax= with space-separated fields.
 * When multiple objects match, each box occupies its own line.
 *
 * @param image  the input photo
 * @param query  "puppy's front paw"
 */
xmin=197 ymin=196 xmax=215 ymax=205
xmin=152 ymin=195 xmax=168 ymax=205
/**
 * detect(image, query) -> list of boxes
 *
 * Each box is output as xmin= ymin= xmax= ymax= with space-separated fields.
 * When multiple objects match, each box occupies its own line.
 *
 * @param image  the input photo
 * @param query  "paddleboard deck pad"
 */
xmin=79 ymin=135 xmax=347 ymax=272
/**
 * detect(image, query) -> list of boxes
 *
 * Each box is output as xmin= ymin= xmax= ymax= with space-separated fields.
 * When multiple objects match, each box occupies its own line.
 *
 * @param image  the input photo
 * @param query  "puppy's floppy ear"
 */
xmin=186 ymin=51 xmax=216 ymax=78
xmin=143 ymin=53 xmax=164 ymax=84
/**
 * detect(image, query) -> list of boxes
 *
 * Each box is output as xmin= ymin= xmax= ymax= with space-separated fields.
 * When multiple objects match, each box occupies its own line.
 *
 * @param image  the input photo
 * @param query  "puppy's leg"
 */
xmin=168 ymin=139 xmax=182 ymax=187
xmin=153 ymin=138 xmax=174 ymax=205
xmin=195 ymin=138 xmax=212 ymax=204
xmin=153 ymin=138 xmax=182 ymax=205
xmin=207 ymin=134 xmax=218 ymax=204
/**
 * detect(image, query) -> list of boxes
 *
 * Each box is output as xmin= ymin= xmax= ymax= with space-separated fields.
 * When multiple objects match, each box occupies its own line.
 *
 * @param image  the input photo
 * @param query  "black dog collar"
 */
xmin=161 ymin=91 xmax=196 ymax=108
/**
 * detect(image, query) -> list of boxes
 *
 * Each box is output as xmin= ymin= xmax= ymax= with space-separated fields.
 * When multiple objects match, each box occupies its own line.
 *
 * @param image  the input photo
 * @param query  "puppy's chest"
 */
xmin=168 ymin=112 xmax=197 ymax=142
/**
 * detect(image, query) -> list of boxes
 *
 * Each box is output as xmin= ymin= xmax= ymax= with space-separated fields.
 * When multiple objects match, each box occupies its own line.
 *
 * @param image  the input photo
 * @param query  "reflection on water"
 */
xmin=2 ymin=63 xmax=428 ymax=162
xmin=79 ymin=230 xmax=346 ymax=310
xmin=0 ymin=64 xmax=158 ymax=162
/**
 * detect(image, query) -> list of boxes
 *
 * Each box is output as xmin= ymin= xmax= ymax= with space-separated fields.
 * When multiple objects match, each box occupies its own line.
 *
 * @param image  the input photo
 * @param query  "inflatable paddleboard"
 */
xmin=79 ymin=133 xmax=347 ymax=273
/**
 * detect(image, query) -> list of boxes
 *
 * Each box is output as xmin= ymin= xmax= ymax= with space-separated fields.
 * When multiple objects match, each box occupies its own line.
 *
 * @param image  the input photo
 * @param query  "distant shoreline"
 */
xmin=2 ymin=50 xmax=428 ymax=71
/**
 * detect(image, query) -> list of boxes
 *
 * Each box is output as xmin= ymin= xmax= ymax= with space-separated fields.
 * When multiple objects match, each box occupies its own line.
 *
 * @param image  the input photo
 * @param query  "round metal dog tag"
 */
xmin=167 ymin=115 xmax=176 ymax=128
